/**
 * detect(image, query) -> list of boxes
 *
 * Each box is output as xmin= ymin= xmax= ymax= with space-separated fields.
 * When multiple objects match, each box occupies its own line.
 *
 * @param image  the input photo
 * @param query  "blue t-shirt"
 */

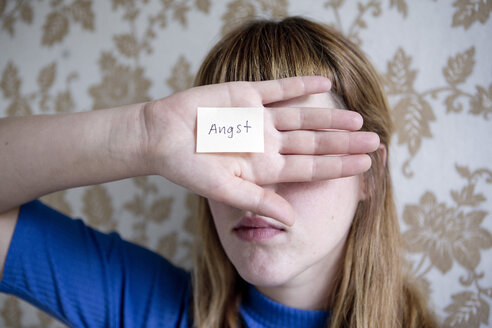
xmin=0 ymin=200 xmax=330 ymax=327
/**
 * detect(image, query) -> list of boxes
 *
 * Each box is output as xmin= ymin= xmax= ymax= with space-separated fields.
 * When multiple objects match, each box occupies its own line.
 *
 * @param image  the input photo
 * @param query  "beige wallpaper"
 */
xmin=1 ymin=0 xmax=491 ymax=327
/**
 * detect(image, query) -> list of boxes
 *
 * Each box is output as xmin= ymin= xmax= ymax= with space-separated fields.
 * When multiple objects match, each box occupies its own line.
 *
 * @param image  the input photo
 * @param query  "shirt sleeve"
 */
xmin=0 ymin=200 xmax=192 ymax=328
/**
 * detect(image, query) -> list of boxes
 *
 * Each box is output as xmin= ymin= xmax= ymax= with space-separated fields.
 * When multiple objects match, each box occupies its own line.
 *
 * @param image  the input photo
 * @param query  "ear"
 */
xmin=358 ymin=143 xmax=387 ymax=201
xmin=358 ymin=173 xmax=368 ymax=201
xmin=379 ymin=143 xmax=387 ymax=167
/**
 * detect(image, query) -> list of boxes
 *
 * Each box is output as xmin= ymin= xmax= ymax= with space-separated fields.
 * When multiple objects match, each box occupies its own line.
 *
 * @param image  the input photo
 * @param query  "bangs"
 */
xmin=194 ymin=18 xmax=336 ymax=86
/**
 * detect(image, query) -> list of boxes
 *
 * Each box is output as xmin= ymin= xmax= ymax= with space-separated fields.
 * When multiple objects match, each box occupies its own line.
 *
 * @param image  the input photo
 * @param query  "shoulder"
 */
xmin=1 ymin=199 xmax=193 ymax=327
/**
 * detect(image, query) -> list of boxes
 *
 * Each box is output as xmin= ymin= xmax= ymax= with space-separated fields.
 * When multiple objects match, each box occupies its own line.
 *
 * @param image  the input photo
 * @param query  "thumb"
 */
xmin=218 ymin=176 xmax=295 ymax=226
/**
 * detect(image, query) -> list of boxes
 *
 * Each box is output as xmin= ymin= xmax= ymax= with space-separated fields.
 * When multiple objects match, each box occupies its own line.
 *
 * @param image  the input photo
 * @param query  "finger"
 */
xmin=276 ymin=154 xmax=372 ymax=183
xmin=252 ymin=76 xmax=332 ymax=104
xmin=279 ymin=131 xmax=380 ymax=155
xmin=272 ymin=108 xmax=363 ymax=131
xmin=218 ymin=177 xmax=295 ymax=226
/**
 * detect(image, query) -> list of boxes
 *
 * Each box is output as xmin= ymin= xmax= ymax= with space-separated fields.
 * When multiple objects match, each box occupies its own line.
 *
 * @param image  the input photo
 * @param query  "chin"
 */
xmin=233 ymin=256 xmax=296 ymax=287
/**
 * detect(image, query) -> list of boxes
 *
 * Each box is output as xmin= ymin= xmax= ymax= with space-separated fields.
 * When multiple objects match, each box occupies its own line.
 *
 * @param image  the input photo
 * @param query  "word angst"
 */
xmin=208 ymin=121 xmax=252 ymax=139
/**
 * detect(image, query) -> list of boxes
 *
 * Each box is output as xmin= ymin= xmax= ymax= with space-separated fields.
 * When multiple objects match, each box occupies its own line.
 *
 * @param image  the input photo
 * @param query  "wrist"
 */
xmin=137 ymin=96 xmax=184 ymax=179
xmin=106 ymin=101 xmax=155 ymax=177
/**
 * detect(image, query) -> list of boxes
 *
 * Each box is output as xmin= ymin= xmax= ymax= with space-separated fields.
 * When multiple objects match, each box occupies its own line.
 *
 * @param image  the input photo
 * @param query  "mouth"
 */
xmin=233 ymin=215 xmax=286 ymax=242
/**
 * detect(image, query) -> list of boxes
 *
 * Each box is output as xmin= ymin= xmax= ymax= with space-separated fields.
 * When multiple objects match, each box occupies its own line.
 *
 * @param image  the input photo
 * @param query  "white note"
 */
xmin=196 ymin=107 xmax=264 ymax=153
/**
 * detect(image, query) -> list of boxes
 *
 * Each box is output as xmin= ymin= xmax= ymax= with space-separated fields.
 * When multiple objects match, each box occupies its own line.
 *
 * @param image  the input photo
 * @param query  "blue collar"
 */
xmin=239 ymin=284 xmax=330 ymax=327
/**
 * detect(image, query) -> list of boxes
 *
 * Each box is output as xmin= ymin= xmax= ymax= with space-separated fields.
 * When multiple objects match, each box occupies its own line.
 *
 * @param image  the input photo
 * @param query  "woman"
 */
xmin=191 ymin=17 xmax=437 ymax=327
xmin=0 ymin=17 xmax=436 ymax=327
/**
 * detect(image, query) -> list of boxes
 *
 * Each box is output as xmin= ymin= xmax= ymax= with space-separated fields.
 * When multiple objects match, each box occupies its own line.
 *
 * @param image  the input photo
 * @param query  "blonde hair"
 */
xmin=191 ymin=17 xmax=437 ymax=327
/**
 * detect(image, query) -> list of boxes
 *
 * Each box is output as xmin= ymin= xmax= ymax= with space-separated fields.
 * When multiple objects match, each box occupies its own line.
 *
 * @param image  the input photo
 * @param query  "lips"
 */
xmin=233 ymin=216 xmax=285 ymax=242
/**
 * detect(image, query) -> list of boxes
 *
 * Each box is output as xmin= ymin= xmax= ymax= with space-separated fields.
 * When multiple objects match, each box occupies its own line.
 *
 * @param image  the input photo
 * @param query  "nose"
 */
xmin=243 ymin=184 xmax=279 ymax=218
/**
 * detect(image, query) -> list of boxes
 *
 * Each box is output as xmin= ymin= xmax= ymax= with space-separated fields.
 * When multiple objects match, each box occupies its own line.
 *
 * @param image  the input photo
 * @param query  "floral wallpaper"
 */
xmin=1 ymin=0 xmax=491 ymax=327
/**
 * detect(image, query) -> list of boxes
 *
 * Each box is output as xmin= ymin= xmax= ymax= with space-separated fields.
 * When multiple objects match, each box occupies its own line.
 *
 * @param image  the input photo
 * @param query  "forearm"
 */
xmin=0 ymin=103 xmax=151 ymax=212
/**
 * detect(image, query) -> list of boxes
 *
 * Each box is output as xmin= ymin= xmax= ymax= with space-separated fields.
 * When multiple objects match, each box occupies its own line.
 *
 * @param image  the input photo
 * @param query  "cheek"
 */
xmin=205 ymin=178 xmax=361 ymax=285
xmin=284 ymin=177 xmax=360 ymax=212
xmin=206 ymin=199 xmax=244 ymax=254
xmin=207 ymin=200 xmax=237 ymax=235
xmin=278 ymin=178 xmax=361 ymax=246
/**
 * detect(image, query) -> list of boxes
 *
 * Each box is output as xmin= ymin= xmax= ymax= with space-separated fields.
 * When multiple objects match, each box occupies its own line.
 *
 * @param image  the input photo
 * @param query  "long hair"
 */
xmin=191 ymin=17 xmax=437 ymax=327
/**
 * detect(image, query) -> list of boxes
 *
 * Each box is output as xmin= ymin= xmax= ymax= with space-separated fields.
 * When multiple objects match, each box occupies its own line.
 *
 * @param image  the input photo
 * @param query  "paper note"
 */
xmin=196 ymin=107 xmax=264 ymax=153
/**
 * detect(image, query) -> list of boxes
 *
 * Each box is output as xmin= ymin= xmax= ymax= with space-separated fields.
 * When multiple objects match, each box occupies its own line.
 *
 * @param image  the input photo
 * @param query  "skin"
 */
xmin=208 ymin=93 xmax=364 ymax=310
xmin=0 ymin=77 xmax=378 ymax=288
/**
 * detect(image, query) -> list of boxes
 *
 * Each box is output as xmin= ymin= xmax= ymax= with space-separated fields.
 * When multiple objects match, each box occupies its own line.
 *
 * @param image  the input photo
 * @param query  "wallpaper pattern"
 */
xmin=1 ymin=0 xmax=491 ymax=327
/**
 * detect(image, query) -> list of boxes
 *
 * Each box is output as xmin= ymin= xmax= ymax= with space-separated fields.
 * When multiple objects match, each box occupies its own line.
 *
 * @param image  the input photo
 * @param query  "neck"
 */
xmin=256 ymin=240 xmax=346 ymax=310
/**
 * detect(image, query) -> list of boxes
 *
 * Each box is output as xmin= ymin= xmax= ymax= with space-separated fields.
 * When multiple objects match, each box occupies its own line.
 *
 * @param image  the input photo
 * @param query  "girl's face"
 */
xmin=208 ymin=93 xmax=363 ymax=298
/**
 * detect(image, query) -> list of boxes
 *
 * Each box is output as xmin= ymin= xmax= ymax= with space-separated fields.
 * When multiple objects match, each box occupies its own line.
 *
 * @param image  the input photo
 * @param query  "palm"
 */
xmin=145 ymin=77 xmax=379 ymax=225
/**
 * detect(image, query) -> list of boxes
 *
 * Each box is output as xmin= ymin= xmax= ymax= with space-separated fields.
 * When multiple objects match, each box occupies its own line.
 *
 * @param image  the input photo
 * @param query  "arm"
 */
xmin=0 ymin=76 xmax=378 ymax=222
xmin=0 ymin=104 xmax=148 ymax=279
xmin=0 ymin=76 xmax=378 ymax=326
xmin=0 ymin=207 xmax=18 ymax=279
xmin=0 ymin=103 xmax=150 ymax=212
xmin=0 ymin=200 xmax=191 ymax=327
xmin=0 ymin=103 xmax=147 ymax=279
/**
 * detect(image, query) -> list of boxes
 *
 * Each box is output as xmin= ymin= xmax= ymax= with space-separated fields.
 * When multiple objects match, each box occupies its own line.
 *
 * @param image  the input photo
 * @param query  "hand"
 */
xmin=142 ymin=76 xmax=379 ymax=225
